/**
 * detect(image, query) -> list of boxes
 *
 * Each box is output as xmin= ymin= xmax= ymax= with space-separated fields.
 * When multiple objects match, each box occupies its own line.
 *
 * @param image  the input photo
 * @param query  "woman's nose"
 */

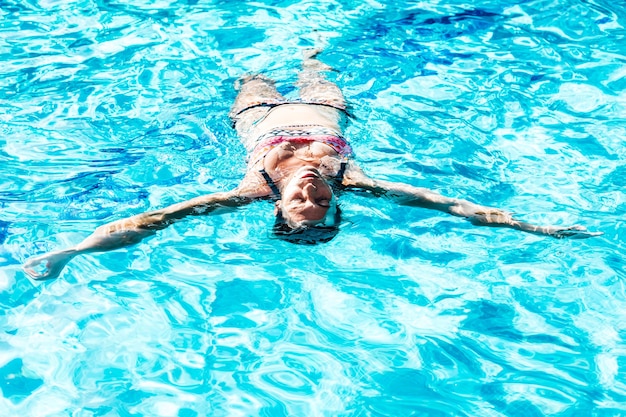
xmin=303 ymin=183 xmax=317 ymax=197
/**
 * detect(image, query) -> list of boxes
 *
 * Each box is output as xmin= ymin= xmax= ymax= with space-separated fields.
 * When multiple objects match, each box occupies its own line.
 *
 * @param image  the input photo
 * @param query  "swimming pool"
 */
xmin=1 ymin=0 xmax=625 ymax=415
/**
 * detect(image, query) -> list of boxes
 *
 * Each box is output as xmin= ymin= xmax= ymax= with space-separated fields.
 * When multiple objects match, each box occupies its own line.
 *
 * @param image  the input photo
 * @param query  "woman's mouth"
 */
xmin=299 ymin=168 xmax=321 ymax=179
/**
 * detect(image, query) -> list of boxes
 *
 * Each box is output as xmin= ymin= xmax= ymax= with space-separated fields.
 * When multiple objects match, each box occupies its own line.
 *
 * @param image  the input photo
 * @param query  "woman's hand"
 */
xmin=548 ymin=225 xmax=603 ymax=239
xmin=23 ymin=250 xmax=77 ymax=280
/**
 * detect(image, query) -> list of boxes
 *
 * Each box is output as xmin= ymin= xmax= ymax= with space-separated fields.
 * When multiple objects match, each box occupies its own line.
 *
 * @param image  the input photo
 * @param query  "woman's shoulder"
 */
xmin=237 ymin=169 xmax=274 ymax=199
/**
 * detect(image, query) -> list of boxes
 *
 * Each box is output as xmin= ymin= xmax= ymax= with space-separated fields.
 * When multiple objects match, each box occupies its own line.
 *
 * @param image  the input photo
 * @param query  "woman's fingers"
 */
xmin=552 ymin=225 xmax=603 ymax=239
xmin=23 ymin=256 xmax=52 ymax=279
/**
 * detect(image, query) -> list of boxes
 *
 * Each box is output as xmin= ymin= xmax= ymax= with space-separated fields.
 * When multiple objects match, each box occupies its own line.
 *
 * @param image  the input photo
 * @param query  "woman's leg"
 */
xmin=229 ymin=75 xmax=286 ymax=147
xmin=296 ymin=50 xmax=346 ymax=111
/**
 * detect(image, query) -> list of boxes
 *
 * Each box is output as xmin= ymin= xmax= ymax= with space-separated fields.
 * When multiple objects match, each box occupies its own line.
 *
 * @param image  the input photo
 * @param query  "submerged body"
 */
xmin=23 ymin=51 xmax=600 ymax=280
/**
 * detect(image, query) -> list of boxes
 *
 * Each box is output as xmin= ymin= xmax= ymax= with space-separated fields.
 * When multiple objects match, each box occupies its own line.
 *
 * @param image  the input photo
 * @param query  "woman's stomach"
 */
xmin=253 ymin=104 xmax=343 ymax=134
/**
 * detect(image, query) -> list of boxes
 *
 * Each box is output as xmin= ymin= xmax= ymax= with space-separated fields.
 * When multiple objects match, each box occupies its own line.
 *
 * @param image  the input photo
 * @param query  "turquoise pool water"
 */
xmin=1 ymin=0 xmax=625 ymax=415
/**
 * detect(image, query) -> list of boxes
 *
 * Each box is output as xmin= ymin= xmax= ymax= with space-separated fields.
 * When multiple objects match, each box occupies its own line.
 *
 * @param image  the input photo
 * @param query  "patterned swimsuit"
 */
xmin=249 ymin=124 xmax=352 ymax=199
xmin=249 ymin=124 xmax=352 ymax=167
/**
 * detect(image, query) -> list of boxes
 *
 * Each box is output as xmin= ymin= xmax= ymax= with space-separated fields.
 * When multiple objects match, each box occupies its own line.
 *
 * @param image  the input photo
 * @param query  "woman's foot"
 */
xmin=302 ymin=48 xmax=334 ymax=72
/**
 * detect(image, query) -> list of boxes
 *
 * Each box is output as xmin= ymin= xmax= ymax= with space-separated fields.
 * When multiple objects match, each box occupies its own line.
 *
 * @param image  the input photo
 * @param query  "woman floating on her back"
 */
xmin=23 ymin=50 xmax=601 ymax=280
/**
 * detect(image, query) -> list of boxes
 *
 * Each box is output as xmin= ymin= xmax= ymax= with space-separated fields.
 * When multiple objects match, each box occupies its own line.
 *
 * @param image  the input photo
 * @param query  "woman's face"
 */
xmin=277 ymin=166 xmax=336 ymax=226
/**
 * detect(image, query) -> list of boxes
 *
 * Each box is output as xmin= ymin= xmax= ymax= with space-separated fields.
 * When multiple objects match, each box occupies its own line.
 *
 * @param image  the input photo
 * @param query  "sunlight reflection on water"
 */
xmin=1 ymin=0 xmax=625 ymax=415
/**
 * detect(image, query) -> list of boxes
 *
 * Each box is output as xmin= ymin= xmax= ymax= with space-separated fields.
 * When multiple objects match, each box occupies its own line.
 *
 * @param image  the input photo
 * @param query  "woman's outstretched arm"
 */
xmin=342 ymin=162 xmax=602 ymax=239
xmin=24 ymin=188 xmax=257 ymax=280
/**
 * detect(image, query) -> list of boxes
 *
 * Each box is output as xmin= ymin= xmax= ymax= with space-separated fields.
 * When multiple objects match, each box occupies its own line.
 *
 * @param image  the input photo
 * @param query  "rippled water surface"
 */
xmin=1 ymin=0 xmax=625 ymax=415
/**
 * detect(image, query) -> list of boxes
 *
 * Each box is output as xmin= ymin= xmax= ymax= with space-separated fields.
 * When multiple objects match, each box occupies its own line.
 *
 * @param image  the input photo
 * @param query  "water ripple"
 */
xmin=2 ymin=0 xmax=625 ymax=415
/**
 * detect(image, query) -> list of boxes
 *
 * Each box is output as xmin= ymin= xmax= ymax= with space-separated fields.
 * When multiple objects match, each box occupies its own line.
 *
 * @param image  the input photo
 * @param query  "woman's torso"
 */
xmin=242 ymin=104 xmax=350 ymax=196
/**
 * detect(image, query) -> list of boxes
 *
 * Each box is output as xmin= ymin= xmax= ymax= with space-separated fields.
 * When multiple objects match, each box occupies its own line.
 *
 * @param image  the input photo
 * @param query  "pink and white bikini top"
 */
xmin=249 ymin=125 xmax=353 ymax=167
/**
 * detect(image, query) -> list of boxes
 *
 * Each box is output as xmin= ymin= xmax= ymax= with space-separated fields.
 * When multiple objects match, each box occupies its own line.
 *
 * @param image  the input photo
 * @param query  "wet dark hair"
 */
xmin=273 ymin=206 xmax=342 ymax=244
